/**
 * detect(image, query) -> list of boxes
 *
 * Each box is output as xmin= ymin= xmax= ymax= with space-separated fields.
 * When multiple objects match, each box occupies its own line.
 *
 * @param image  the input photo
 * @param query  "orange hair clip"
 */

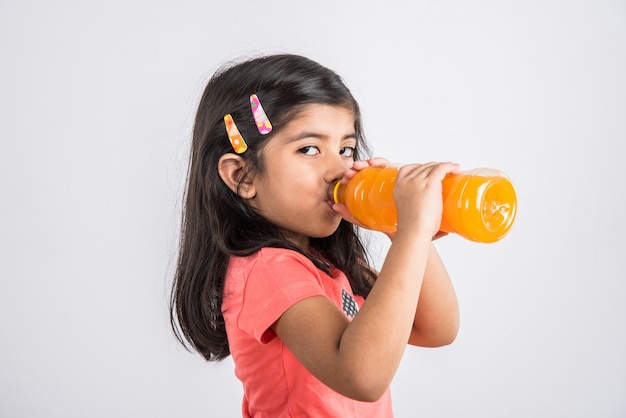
xmin=224 ymin=114 xmax=247 ymax=154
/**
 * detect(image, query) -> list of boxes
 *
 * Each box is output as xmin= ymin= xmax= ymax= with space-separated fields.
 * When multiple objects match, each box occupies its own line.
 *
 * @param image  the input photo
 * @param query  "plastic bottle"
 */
xmin=332 ymin=165 xmax=517 ymax=243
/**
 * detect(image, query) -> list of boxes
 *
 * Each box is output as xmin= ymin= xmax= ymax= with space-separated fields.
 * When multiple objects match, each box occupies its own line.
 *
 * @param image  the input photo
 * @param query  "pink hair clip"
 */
xmin=250 ymin=94 xmax=272 ymax=134
xmin=224 ymin=114 xmax=247 ymax=154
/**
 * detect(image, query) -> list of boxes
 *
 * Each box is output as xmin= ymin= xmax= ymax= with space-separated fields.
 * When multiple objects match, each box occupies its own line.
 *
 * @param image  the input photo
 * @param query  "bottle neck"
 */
xmin=331 ymin=180 xmax=343 ymax=204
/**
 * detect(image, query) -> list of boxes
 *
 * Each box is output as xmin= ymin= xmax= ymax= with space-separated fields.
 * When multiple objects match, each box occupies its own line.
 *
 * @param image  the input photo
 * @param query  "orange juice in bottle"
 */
xmin=332 ymin=166 xmax=517 ymax=243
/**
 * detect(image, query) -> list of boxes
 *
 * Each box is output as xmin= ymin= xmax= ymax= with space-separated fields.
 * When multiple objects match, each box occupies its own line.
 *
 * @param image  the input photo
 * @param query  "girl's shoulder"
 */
xmin=229 ymin=247 xmax=318 ymax=273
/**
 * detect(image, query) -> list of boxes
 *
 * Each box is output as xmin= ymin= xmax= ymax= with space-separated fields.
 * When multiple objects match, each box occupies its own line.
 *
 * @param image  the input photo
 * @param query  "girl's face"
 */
xmin=248 ymin=104 xmax=357 ymax=249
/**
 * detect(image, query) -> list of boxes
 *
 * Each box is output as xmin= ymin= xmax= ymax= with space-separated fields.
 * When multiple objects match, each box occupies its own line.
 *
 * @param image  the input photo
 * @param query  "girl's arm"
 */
xmin=272 ymin=162 xmax=459 ymax=402
xmin=407 ymin=241 xmax=459 ymax=347
xmin=337 ymin=158 xmax=460 ymax=346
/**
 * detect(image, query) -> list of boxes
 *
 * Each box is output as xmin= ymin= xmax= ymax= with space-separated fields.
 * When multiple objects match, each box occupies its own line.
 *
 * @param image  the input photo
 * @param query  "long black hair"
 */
xmin=170 ymin=54 xmax=376 ymax=361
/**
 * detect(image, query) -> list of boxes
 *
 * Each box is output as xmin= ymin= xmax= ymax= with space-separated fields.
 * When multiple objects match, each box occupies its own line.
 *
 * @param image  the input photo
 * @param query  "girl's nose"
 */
xmin=325 ymin=154 xmax=351 ymax=184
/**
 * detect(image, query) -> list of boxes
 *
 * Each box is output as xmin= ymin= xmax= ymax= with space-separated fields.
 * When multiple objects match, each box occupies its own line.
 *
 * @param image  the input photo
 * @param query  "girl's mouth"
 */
xmin=327 ymin=182 xmax=339 ymax=203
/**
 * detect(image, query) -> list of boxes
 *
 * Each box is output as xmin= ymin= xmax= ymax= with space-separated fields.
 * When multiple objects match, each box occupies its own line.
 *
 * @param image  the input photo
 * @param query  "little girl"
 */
xmin=170 ymin=54 xmax=460 ymax=417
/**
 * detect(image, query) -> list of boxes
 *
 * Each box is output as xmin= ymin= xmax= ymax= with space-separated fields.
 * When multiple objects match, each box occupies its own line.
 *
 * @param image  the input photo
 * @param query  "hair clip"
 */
xmin=224 ymin=114 xmax=247 ymax=154
xmin=250 ymin=94 xmax=272 ymax=134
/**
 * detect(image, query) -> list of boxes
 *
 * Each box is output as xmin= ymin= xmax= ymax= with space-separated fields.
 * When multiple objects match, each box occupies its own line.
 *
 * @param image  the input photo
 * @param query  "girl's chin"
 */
xmin=310 ymin=221 xmax=344 ymax=239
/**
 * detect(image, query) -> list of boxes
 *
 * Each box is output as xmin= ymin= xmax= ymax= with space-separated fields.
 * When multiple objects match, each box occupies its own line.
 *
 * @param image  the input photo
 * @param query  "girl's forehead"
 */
xmin=262 ymin=105 xmax=357 ymax=151
xmin=282 ymin=105 xmax=356 ymax=133
xmin=285 ymin=103 xmax=356 ymax=124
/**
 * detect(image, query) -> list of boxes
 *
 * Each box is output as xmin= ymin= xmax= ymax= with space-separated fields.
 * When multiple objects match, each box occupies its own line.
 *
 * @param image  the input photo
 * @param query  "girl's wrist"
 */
xmin=391 ymin=226 xmax=435 ymax=247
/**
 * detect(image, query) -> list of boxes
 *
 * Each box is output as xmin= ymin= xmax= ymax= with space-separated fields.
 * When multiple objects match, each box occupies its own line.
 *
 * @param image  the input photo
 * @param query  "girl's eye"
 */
xmin=299 ymin=146 xmax=320 ymax=156
xmin=340 ymin=147 xmax=356 ymax=158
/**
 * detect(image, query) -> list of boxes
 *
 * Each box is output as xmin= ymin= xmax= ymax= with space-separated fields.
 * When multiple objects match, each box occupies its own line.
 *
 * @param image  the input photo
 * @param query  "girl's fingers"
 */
xmin=342 ymin=157 xmax=391 ymax=183
xmin=399 ymin=162 xmax=460 ymax=180
xmin=343 ymin=160 xmax=458 ymax=185
xmin=366 ymin=157 xmax=390 ymax=167
xmin=332 ymin=203 xmax=369 ymax=229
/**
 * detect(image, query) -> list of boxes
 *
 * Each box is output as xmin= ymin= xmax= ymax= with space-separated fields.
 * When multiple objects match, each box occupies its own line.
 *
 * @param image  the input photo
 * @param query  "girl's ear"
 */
xmin=218 ymin=153 xmax=256 ymax=199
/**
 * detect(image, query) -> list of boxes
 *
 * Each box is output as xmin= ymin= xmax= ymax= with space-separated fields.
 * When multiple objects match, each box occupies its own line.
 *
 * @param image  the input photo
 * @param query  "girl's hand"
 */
xmin=332 ymin=159 xmax=459 ymax=240
xmin=339 ymin=157 xmax=390 ymax=185
xmin=331 ymin=157 xmax=390 ymax=229
xmin=394 ymin=162 xmax=460 ymax=240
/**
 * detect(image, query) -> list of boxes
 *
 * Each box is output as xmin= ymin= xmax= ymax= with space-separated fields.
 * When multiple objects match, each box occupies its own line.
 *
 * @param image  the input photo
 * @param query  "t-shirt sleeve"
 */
xmin=237 ymin=249 xmax=327 ymax=344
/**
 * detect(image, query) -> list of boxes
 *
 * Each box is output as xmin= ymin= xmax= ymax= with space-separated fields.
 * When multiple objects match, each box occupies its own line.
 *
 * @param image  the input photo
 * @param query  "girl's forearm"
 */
xmin=337 ymin=228 xmax=433 ymax=398
xmin=408 ymin=243 xmax=459 ymax=347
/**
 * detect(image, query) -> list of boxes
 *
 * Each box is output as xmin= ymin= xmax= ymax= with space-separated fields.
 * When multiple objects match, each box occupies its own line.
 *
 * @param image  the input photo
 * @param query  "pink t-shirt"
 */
xmin=222 ymin=247 xmax=393 ymax=417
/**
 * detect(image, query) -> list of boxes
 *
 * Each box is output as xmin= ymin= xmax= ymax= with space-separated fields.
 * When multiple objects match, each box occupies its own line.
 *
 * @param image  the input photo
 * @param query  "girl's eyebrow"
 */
xmin=287 ymin=132 xmax=357 ymax=142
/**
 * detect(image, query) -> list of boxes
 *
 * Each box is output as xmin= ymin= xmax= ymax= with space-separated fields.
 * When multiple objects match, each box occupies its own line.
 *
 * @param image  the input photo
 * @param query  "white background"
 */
xmin=1 ymin=1 xmax=625 ymax=417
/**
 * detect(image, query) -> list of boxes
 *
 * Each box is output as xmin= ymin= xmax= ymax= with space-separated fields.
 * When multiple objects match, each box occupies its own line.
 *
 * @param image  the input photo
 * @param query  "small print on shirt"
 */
xmin=341 ymin=289 xmax=359 ymax=318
